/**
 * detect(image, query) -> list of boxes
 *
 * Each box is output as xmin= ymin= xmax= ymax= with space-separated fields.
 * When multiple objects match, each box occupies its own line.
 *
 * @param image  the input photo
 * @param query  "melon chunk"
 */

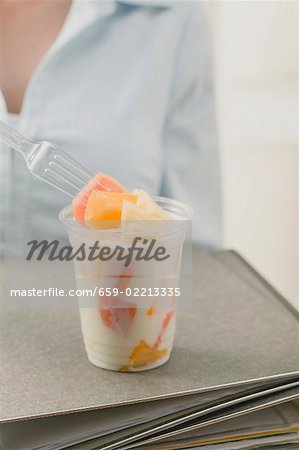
xmin=120 ymin=340 xmax=168 ymax=371
xmin=85 ymin=191 xmax=137 ymax=229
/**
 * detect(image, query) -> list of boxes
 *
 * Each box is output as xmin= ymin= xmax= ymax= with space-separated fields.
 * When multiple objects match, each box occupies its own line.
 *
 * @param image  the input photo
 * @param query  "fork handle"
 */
xmin=0 ymin=119 xmax=37 ymax=158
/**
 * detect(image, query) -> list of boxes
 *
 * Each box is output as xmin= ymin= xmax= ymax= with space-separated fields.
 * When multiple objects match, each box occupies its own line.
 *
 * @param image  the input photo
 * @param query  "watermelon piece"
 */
xmin=99 ymin=298 xmax=136 ymax=336
xmin=72 ymin=173 xmax=125 ymax=222
xmin=99 ymin=268 xmax=136 ymax=336
xmin=155 ymin=310 xmax=175 ymax=348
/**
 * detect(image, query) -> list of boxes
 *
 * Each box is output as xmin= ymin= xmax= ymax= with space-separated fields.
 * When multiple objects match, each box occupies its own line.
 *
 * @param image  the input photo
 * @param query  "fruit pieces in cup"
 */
xmin=68 ymin=235 xmax=178 ymax=371
xmin=65 ymin=173 xmax=190 ymax=372
xmin=89 ymin=260 xmax=177 ymax=371
xmin=72 ymin=173 xmax=169 ymax=229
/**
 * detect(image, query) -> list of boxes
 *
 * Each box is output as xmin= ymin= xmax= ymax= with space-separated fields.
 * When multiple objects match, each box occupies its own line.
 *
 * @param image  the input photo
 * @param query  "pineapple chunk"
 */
xmin=133 ymin=190 xmax=168 ymax=220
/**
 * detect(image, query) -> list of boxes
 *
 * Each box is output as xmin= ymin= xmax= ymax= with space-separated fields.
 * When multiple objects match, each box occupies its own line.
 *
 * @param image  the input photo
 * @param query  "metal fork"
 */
xmin=0 ymin=119 xmax=111 ymax=201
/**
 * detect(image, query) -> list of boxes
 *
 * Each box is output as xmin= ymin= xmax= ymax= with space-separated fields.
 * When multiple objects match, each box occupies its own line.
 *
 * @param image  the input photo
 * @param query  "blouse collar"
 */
xmin=19 ymin=0 xmax=174 ymax=69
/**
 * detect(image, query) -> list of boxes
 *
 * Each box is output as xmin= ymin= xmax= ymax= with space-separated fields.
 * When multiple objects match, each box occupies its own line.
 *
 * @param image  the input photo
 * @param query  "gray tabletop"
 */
xmin=0 ymin=248 xmax=298 ymax=423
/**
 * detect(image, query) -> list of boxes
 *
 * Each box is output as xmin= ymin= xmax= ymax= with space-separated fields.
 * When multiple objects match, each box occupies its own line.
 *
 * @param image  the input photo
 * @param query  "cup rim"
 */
xmin=59 ymin=195 xmax=193 ymax=238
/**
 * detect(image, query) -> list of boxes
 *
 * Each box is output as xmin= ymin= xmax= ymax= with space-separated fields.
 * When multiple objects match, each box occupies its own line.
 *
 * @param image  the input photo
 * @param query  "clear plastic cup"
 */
xmin=60 ymin=196 xmax=192 ymax=372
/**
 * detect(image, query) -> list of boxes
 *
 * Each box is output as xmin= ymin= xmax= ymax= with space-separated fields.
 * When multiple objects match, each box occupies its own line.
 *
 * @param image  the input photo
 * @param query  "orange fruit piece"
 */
xmin=146 ymin=306 xmax=155 ymax=316
xmin=124 ymin=340 xmax=167 ymax=370
xmin=84 ymin=191 xmax=137 ymax=229
xmin=72 ymin=173 xmax=125 ymax=222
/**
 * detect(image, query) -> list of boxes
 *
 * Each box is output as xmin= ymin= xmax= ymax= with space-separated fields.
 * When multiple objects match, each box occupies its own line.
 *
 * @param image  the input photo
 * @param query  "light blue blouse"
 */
xmin=0 ymin=0 xmax=222 ymax=253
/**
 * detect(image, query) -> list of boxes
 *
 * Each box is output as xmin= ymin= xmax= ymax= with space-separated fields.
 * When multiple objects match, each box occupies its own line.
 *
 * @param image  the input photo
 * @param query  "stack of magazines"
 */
xmin=0 ymin=249 xmax=298 ymax=449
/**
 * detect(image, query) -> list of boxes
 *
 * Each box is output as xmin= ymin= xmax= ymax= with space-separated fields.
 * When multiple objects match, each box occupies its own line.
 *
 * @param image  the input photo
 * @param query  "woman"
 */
xmin=0 ymin=0 xmax=222 ymax=253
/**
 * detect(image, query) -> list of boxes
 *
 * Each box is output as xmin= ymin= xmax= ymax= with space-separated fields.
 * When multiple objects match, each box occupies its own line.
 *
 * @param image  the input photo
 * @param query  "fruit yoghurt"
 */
xmin=63 ymin=174 xmax=186 ymax=371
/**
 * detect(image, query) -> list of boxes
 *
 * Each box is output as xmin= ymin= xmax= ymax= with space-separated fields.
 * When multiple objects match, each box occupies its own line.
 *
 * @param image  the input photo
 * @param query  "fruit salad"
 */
xmin=63 ymin=174 xmax=186 ymax=372
xmin=72 ymin=173 xmax=168 ymax=227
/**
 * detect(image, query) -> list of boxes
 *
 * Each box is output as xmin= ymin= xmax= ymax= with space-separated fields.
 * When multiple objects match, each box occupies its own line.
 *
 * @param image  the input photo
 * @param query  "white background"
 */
xmin=202 ymin=1 xmax=298 ymax=310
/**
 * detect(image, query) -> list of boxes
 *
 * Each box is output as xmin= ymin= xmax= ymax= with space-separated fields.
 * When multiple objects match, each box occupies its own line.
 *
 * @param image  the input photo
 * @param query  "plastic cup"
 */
xmin=60 ymin=196 xmax=192 ymax=372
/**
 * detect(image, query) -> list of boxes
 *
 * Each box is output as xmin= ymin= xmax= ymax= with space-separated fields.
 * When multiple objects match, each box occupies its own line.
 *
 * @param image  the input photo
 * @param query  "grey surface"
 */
xmin=0 ymin=248 xmax=298 ymax=422
xmin=214 ymin=250 xmax=299 ymax=320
